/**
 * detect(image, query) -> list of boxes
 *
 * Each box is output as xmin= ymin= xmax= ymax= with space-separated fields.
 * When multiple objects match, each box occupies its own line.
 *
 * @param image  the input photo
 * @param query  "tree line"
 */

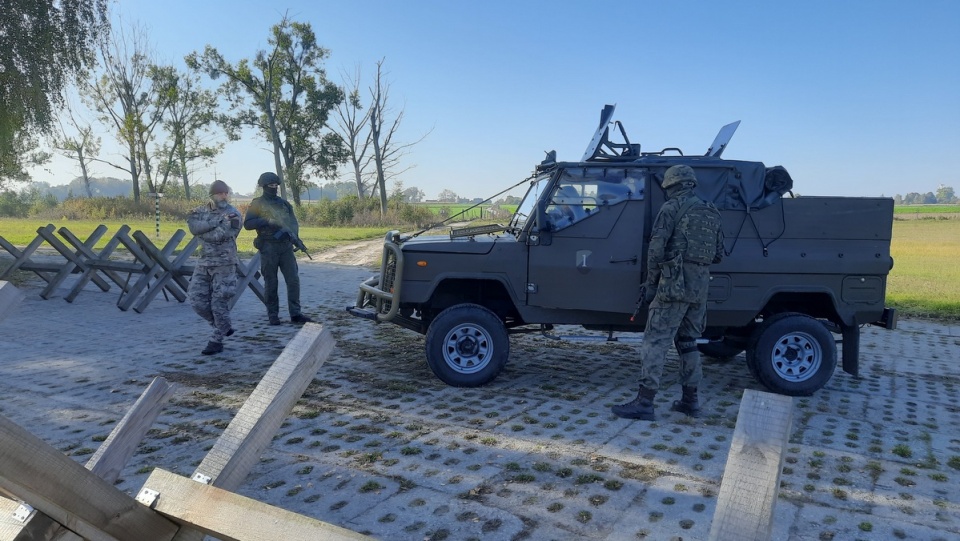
xmin=893 ymin=184 xmax=957 ymax=205
xmin=0 ymin=1 xmax=426 ymax=217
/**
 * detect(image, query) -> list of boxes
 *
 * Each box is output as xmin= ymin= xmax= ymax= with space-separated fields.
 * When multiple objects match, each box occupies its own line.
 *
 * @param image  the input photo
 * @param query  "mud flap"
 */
xmin=841 ymin=323 xmax=859 ymax=377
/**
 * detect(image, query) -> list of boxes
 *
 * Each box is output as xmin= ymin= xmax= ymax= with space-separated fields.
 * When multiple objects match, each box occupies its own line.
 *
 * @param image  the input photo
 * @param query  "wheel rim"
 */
xmin=768 ymin=331 xmax=822 ymax=382
xmin=442 ymin=323 xmax=493 ymax=375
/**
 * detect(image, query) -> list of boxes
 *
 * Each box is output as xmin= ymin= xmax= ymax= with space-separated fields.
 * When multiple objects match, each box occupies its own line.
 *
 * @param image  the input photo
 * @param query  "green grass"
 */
xmin=894 ymin=204 xmax=960 ymax=215
xmin=2 ymin=214 xmax=959 ymax=321
xmin=888 ymin=219 xmax=960 ymax=320
xmin=0 ymin=218 xmax=387 ymax=257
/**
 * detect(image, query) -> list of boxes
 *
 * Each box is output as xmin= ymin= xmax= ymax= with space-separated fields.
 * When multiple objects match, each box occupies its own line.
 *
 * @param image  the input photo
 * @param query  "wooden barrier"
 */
xmin=0 ymin=224 xmax=264 ymax=312
xmin=708 ymin=389 xmax=794 ymax=541
xmin=0 ymin=324 xmax=363 ymax=541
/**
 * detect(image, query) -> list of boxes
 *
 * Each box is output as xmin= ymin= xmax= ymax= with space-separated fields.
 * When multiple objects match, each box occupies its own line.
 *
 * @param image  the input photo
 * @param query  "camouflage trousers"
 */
xmin=188 ymin=265 xmax=237 ymax=343
xmin=637 ymin=297 xmax=707 ymax=391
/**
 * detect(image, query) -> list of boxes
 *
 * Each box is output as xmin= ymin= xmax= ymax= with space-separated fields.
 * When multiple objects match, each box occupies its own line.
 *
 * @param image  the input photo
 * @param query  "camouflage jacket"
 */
xmin=242 ymin=193 xmax=299 ymax=244
xmin=187 ymin=201 xmax=241 ymax=267
xmin=645 ymin=191 xmax=724 ymax=302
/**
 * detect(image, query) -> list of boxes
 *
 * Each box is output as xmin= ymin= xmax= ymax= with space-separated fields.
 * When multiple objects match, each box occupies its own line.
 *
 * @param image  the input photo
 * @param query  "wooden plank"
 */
xmin=7 ymin=377 xmax=177 ymax=541
xmin=0 ymin=281 xmax=25 ymax=323
xmin=140 ymin=469 xmax=372 ymax=541
xmin=168 ymin=323 xmax=333 ymax=541
xmin=0 ymin=226 xmax=57 ymax=283
xmin=85 ymin=377 xmax=176 ymax=483
xmin=117 ymin=229 xmax=185 ymax=311
xmin=708 ymin=389 xmax=794 ymax=541
xmin=37 ymin=225 xmax=111 ymax=299
xmin=0 ymin=414 xmax=179 ymax=541
xmin=131 ymin=231 xmax=198 ymax=312
xmin=191 ymin=323 xmax=332 ymax=490
xmin=230 ymin=253 xmax=264 ymax=309
xmin=60 ymin=225 xmax=133 ymax=302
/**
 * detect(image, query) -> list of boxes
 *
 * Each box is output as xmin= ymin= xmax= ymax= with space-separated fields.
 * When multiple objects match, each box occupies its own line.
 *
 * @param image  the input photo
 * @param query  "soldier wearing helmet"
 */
xmin=243 ymin=171 xmax=313 ymax=326
xmin=612 ymin=164 xmax=724 ymax=421
xmin=187 ymin=180 xmax=242 ymax=355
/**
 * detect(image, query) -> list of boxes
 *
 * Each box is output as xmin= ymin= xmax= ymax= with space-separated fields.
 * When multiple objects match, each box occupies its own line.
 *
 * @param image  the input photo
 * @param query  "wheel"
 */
xmin=697 ymin=339 xmax=745 ymax=361
xmin=424 ymin=304 xmax=509 ymax=387
xmin=748 ymin=313 xmax=837 ymax=396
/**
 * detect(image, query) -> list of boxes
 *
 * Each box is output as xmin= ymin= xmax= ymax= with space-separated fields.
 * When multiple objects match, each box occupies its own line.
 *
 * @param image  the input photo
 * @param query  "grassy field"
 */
xmin=888 ymin=218 xmax=960 ymax=320
xmin=2 ymin=216 xmax=958 ymax=321
xmin=894 ymin=204 xmax=960 ymax=216
xmin=0 ymin=218 xmax=388 ymax=256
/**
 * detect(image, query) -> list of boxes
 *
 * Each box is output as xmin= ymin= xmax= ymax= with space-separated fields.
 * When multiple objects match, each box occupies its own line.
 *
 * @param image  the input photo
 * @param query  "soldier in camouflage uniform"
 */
xmin=612 ymin=165 xmax=724 ymax=421
xmin=243 ymin=172 xmax=313 ymax=326
xmin=187 ymin=180 xmax=242 ymax=355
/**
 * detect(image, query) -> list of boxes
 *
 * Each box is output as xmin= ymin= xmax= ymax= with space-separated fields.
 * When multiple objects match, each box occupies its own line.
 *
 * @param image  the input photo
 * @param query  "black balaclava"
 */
xmin=263 ymin=185 xmax=279 ymax=197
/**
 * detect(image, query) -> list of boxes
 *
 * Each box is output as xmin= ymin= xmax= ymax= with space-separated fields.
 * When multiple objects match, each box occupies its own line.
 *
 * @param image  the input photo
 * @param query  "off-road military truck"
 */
xmin=348 ymin=105 xmax=897 ymax=396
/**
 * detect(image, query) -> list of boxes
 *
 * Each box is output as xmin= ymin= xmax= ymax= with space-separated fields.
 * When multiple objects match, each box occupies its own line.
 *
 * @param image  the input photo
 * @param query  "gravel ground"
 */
xmin=1 ymin=248 xmax=959 ymax=541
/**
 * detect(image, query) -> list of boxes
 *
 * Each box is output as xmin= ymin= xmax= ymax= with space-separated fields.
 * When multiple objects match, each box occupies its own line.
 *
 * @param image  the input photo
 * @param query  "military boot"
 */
xmin=670 ymin=386 xmax=701 ymax=417
xmin=201 ymin=341 xmax=223 ymax=355
xmin=611 ymin=386 xmax=657 ymax=421
xmin=268 ymin=315 xmax=282 ymax=326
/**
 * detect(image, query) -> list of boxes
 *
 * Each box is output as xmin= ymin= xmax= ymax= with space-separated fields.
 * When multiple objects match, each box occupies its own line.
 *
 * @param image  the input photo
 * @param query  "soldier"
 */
xmin=187 ymin=180 xmax=242 ymax=355
xmin=612 ymin=165 xmax=724 ymax=421
xmin=243 ymin=171 xmax=313 ymax=326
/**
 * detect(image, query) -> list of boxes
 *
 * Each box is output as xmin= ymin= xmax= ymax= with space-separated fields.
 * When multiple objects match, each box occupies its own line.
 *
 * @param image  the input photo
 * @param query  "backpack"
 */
xmin=677 ymin=196 xmax=722 ymax=265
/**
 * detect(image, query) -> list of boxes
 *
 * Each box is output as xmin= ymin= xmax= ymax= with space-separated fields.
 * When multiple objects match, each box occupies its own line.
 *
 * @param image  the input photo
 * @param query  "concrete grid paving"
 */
xmin=0 ymin=258 xmax=959 ymax=540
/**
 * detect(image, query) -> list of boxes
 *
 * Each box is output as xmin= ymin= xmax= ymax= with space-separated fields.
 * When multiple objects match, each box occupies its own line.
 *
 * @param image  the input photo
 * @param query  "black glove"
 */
xmin=641 ymin=285 xmax=656 ymax=305
xmin=273 ymin=227 xmax=292 ymax=240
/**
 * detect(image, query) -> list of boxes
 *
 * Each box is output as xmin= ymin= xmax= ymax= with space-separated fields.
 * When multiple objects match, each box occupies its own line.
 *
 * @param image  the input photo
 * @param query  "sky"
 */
xmin=29 ymin=0 xmax=960 ymax=200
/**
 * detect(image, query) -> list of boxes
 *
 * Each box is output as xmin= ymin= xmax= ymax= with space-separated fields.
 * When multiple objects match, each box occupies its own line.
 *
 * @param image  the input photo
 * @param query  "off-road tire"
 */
xmin=748 ymin=313 xmax=837 ymax=396
xmin=425 ymin=303 xmax=509 ymax=387
xmin=697 ymin=339 xmax=745 ymax=361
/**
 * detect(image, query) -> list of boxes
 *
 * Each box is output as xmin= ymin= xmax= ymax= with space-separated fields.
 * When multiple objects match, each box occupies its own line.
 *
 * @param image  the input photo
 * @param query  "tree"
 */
xmin=0 ymin=0 xmax=109 ymax=188
xmin=149 ymin=66 xmax=225 ymax=199
xmin=187 ymin=15 xmax=346 ymax=206
xmin=51 ymin=102 xmax=101 ymax=197
xmin=438 ymin=189 xmax=458 ymax=203
xmin=332 ymin=65 xmax=373 ymax=199
xmin=936 ymin=184 xmax=956 ymax=204
xmin=83 ymin=22 xmax=169 ymax=203
xmin=367 ymin=58 xmax=429 ymax=216
xmin=402 ymin=186 xmax=425 ymax=203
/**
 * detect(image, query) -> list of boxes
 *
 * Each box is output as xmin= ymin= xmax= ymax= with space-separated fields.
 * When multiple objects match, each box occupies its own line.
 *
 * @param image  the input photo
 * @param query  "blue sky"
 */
xmin=34 ymin=0 xmax=960 ymax=199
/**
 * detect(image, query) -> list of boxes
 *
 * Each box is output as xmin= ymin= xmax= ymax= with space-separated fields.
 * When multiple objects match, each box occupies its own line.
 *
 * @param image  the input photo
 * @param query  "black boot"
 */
xmin=201 ymin=341 xmax=223 ymax=355
xmin=611 ymin=386 xmax=657 ymax=420
xmin=268 ymin=315 xmax=282 ymax=326
xmin=670 ymin=386 xmax=701 ymax=417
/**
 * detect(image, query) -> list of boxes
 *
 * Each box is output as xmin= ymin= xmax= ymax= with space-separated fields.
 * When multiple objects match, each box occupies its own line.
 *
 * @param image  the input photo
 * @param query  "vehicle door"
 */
xmin=526 ymin=166 xmax=649 ymax=314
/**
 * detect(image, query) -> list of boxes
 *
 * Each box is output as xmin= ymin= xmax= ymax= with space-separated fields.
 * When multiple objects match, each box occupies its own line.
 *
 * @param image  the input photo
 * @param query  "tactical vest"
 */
xmin=677 ymin=197 xmax=722 ymax=265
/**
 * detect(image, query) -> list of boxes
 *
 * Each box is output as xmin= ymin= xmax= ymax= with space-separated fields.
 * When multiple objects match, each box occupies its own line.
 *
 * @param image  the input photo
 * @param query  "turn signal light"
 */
xmin=417 ymin=260 xmax=428 ymax=267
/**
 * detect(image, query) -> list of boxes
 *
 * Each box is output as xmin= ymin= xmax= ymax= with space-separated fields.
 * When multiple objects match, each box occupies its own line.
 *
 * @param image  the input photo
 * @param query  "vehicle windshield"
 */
xmin=509 ymin=173 xmax=551 ymax=232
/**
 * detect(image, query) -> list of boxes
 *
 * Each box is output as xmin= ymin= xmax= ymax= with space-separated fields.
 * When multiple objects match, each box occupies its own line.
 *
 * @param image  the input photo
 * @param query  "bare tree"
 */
xmin=82 ymin=22 xmax=169 ymax=203
xmin=51 ymin=101 xmax=101 ymax=197
xmin=334 ymin=58 xmax=430 ymax=216
xmin=332 ymin=65 xmax=374 ymax=199
xmin=368 ymin=58 xmax=430 ymax=216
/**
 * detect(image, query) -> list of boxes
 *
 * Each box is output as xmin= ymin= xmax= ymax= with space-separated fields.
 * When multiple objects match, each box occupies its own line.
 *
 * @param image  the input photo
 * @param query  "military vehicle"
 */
xmin=348 ymin=105 xmax=897 ymax=396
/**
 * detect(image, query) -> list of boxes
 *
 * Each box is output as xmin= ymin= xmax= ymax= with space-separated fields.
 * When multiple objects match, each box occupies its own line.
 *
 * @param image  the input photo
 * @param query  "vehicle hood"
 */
xmin=400 ymin=234 xmax=511 ymax=255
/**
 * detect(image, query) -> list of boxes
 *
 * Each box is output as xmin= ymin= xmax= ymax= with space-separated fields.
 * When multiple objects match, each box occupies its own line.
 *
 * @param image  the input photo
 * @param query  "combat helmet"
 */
xmin=258 ymin=171 xmax=281 ymax=187
xmin=661 ymin=165 xmax=698 ymax=189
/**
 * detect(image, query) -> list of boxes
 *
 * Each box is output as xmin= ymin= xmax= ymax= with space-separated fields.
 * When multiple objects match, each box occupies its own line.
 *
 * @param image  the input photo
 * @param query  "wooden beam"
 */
xmin=86 ymin=377 xmax=177 ymax=483
xmin=0 ymin=414 xmax=179 ymax=541
xmin=708 ymin=389 xmax=794 ymax=541
xmin=0 ymin=281 xmax=25 ymax=323
xmin=169 ymin=323 xmax=333 ymax=541
xmin=140 ymin=469 xmax=372 ymax=541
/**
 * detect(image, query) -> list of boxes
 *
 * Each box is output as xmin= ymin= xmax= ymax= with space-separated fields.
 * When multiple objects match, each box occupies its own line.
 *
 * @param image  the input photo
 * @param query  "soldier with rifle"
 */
xmin=243 ymin=171 xmax=314 ymax=326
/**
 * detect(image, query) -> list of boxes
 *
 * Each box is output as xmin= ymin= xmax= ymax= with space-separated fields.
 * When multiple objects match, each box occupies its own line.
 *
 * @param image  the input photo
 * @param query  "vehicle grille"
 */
xmin=380 ymin=250 xmax=398 ymax=314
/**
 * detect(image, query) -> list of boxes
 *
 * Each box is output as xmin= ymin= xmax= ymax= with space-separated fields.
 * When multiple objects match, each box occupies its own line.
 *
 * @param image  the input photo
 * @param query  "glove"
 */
xmin=273 ymin=227 xmax=292 ymax=240
xmin=641 ymin=285 xmax=656 ymax=305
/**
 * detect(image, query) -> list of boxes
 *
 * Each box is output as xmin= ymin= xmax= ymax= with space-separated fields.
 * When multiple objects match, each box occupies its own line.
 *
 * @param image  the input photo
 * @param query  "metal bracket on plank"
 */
xmin=192 ymin=472 xmax=212 ymax=484
xmin=136 ymin=488 xmax=160 ymax=508
xmin=12 ymin=503 xmax=34 ymax=523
